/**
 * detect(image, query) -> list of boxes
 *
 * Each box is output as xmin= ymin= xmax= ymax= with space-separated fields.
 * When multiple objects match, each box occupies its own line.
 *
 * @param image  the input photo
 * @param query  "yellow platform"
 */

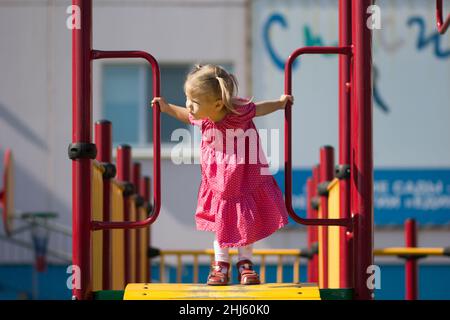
xmin=124 ymin=283 xmax=321 ymax=300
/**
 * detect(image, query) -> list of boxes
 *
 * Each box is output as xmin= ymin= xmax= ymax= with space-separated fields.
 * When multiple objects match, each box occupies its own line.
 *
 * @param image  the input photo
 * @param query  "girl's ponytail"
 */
xmin=214 ymin=66 xmax=243 ymax=115
xmin=185 ymin=64 xmax=248 ymax=115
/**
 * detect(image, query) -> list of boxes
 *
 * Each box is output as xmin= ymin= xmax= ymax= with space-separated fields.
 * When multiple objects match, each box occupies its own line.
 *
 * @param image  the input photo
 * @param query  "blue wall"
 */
xmin=0 ymin=264 xmax=449 ymax=300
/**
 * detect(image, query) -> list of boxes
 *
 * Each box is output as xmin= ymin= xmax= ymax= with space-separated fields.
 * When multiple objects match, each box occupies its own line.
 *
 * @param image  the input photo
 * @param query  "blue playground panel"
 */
xmin=274 ymin=169 xmax=450 ymax=226
xmin=0 ymin=264 xmax=449 ymax=300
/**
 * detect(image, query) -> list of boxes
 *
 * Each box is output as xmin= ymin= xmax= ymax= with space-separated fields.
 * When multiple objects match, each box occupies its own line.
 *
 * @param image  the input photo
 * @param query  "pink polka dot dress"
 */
xmin=189 ymin=99 xmax=289 ymax=248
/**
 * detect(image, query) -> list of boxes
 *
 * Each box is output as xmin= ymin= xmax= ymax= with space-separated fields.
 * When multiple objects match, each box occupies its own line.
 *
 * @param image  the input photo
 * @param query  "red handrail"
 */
xmin=437 ymin=0 xmax=450 ymax=34
xmin=284 ymin=46 xmax=353 ymax=228
xmin=90 ymin=50 xmax=161 ymax=230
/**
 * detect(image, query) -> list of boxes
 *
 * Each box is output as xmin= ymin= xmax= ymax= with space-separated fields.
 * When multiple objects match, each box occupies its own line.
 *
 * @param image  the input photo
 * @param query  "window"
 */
xmin=102 ymin=63 xmax=233 ymax=148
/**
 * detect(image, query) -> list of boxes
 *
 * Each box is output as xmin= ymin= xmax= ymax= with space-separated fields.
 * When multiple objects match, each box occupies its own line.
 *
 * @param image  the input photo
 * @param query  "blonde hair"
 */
xmin=184 ymin=64 xmax=246 ymax=115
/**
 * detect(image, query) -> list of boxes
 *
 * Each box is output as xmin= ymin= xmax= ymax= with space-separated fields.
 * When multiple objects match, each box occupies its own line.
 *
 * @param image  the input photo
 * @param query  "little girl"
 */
xmin=152 ymin=64 xmax=293 ymax=286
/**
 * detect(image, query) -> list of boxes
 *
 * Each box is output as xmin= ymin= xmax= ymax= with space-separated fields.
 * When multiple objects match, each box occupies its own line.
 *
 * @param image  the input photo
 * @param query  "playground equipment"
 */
xmin=0 ymin=149 xmax=69 ymax=299
xmin=436 ymin=0 xmax=450 ymax=34
xmin=283 ymin=0 xmax=371 ymax=299
xmin=0 ymin=149 xmax=14 ymax=236
xmin=304 ymin=146 xmax=450 ymax=300
xmin=0 ymin=150 xmax=66 ymax=265
xmin=70 ymin=0 xmax=450 ymax=300
xmin=89 ymin=121 xmax=152 ymax=291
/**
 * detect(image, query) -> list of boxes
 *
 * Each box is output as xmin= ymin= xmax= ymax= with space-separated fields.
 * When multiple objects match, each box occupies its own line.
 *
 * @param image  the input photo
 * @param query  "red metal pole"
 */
xmin=319 ymin=146 xmax=335 ymax=289
xmin=405 ymin=219 xmax=418 ymax=300
xmin=140 ymin=176 xmax=151 ymax=282
xmin=72 ymin=0 xmax=93 ymax=300
xmin=339 ymin=0 xmax=353 ymax=290
xmin=95 ymin=120 xmax=113 ymax=290
xmin=116 ymin=145 xmax=132 ymax=285
xmin=132 ymin=162 xmax=142 ymax=283
xmin=351 ymin=0 xmax=374 ymax=300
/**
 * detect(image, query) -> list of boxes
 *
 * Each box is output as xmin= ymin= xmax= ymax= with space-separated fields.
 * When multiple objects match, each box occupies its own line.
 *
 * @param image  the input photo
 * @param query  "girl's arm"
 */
xmin=151 ymin=97 xmax=190 ymax=124
xmin=255 ymin=95 xmax=294 ymax=117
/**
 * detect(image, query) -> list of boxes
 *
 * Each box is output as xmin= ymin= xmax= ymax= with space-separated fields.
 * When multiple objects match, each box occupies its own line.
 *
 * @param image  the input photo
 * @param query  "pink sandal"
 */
xmin=207 ymin=261 xmax=230 ymax=286
xmin=237 ymin=259 xmax=260 ymax=285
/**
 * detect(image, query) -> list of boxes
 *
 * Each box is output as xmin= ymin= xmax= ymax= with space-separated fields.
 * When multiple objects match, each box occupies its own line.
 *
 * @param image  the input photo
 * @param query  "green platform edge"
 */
xmin=93 ymin=290 xmax=124 ymax=300
xmin=319 ymin=288 xmax=354 ymax=300
xmin=93 ymin=288 xmax=354 ymax=300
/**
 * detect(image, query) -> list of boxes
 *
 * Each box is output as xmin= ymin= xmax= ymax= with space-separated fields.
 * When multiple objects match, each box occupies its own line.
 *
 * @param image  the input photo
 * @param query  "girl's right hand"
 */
xmin=151 ymin=97 xmax=169 ymax=113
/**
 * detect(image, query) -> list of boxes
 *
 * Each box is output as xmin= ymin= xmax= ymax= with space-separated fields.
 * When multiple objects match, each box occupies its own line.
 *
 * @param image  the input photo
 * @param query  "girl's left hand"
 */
xmin=279 ymin=94 xmax=294 ymax=109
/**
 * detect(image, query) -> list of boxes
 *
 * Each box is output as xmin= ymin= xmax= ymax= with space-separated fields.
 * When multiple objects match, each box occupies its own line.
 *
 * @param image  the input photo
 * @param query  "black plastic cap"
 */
xmin=117 ymin=144 xmax=131 ymax=150
xmin=135 ymin=195 xmax=145 ymax=208
xmin=95 ymin=119 xmax=112 ymax=125
xmin=68 ymin=143 xmax=97 ymax=160
xmin=148 ymin=247 xmax=161 ymax=258
xmin=101 ymin=162 xmax=116 ymax=179
xmin=311 ymin=197 xmax=320 ymax=210
xmin=335 ymin=164 xmax=351 ymax=179
xmin=122 ymin=182 xmax=135 ymax=197
xmin=317 ymin=181 xmax=331 ymax=197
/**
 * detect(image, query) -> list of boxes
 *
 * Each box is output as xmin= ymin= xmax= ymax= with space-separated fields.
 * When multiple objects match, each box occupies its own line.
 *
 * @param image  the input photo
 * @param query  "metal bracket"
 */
xmin=101 ymin=162 xmax=116 ymax=179
xmin=317 ymin=181 xmax=331 ymax=197
xmin=68 ymin=143 xmax=97 ymax=160
xmin=335 ymin=164 xmax=351 ymax=179
xmin=311 ymin=197 xmax=320 ymax=210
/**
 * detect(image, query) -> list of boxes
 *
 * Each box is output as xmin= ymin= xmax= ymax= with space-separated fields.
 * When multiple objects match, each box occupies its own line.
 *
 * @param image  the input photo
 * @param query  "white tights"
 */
xmin=213 ymin=239 xmax=253 ymax=264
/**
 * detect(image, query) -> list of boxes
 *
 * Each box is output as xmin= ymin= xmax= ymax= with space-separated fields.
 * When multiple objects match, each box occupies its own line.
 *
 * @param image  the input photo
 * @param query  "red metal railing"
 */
xmin=284 ymin=46 xmax=352 ymax=229
xmin=91 ymin=50 xmax=161 ymax=231
xmin=436 ymin=0 xmax=450 ymax=34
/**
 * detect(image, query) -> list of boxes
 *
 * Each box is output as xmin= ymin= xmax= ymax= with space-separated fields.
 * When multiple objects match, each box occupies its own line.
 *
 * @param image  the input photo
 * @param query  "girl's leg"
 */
xmin=214 ymin=240 xmax=229 ymax=263
xmin=237 ymin=243 xmax=260 ymax=285
xmin=208 ymin=239 xmax=230 ymax=285
xmin=237 ymin=244 xmax=253 ymax=271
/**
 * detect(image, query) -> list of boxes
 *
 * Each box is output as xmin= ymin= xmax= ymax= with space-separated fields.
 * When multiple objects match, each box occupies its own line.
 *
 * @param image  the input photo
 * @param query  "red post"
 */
xmin=405 ymin=219 xmax=418 ymax=300
xmin=95 ymin=120 xmax=113 ymax=290
xmin=319 ymin=146 xmax=334 ymax=289
xmin=71 ymin=0 xmax=93 ymax=300
xmin=140 ymin=176 xmax=151 ymax=282
xmin=351 ymin=0 xmax=374 ymax=300
xmin=132 ymin=162 xmax=142 ymax=283
xmin=116 ymin=145 xmax=132 ymax=285
xmin=339 ymin=0 xmax=353 ymax=290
